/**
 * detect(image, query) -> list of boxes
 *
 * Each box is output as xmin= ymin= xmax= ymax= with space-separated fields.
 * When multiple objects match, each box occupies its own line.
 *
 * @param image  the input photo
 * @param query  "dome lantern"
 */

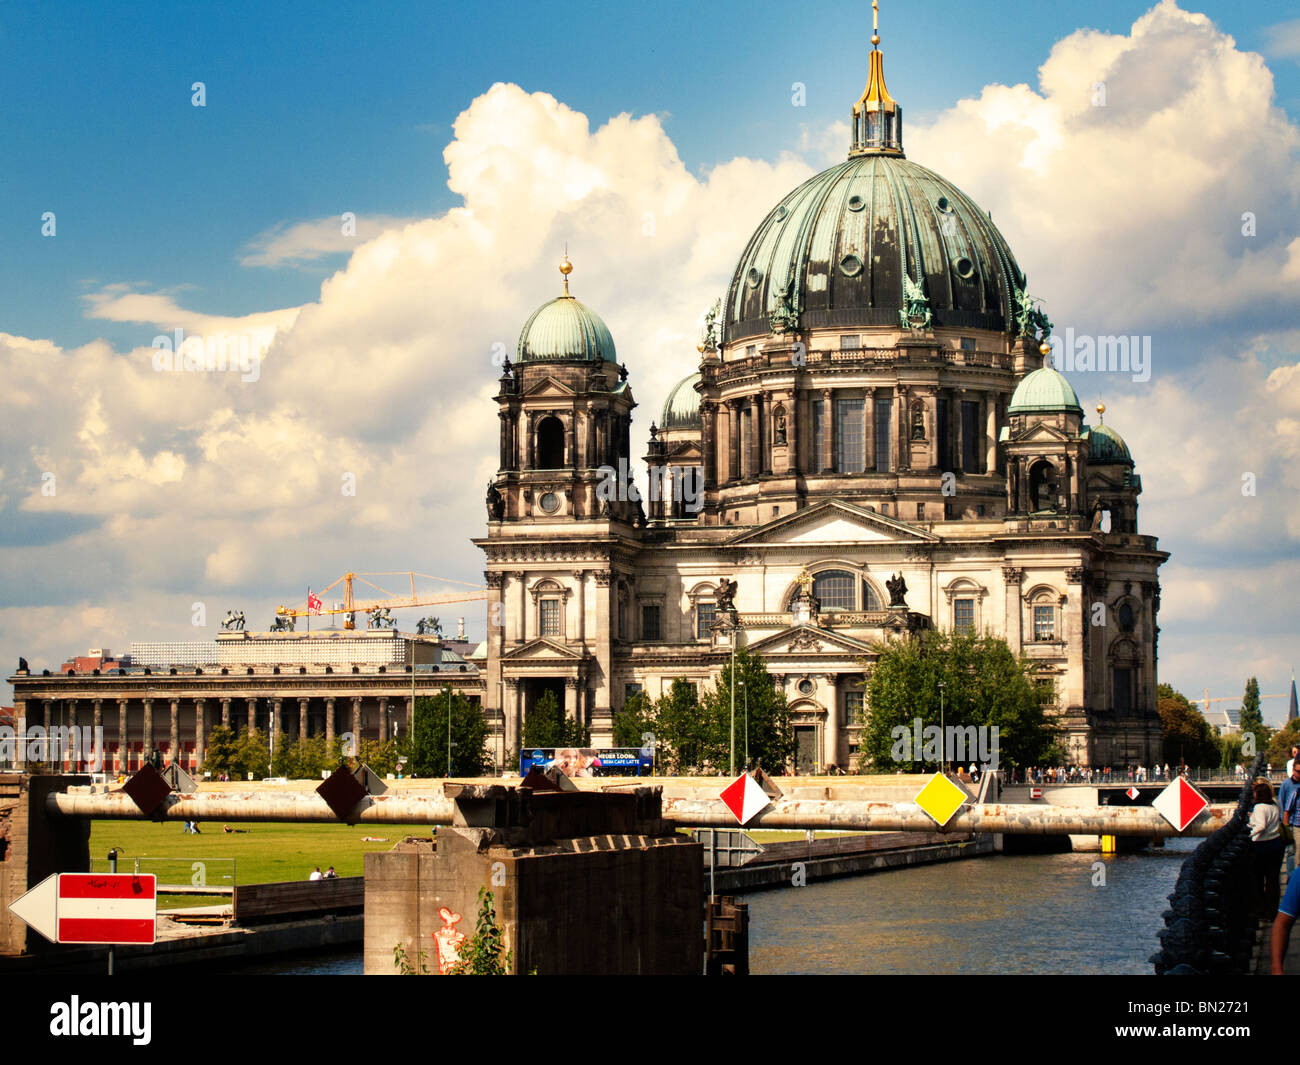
xmin=851 ymin=1 xmax=903 ymax=157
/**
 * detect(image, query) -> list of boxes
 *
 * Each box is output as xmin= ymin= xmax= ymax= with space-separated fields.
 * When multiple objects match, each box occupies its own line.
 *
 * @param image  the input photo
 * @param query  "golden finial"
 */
xmin=796 ymin=567 xmax=814 ymax=594
xmin=696 ymin=341 xmax=706 ymax=353
xmin=1096 ymin=403 xmax=1106 ymax=422
xmin=1039 ymin=341 xmax=1052 ymax=358
xmin=872 ymin=0 xmax=880 ymax=47
xmin=559 ymin=249 xmax=573 ymax=296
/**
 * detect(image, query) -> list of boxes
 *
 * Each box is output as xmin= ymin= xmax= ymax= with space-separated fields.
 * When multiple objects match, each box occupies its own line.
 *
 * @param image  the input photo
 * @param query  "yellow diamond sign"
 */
xmin=914 ymin=773 xmax=970 ymax=828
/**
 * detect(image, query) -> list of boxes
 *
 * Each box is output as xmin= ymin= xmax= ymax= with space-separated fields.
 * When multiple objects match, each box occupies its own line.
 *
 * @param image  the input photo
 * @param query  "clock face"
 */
xmin=539 ymin=491 xmax=560 ymax=514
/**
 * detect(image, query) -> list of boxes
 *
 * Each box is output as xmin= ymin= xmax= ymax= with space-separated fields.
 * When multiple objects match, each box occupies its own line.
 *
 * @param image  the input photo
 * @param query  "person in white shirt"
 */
xmin=309 ymin=867 xmax=323 ymax=881
xmin=1250 ymin=778 xmax=1285 ymax=919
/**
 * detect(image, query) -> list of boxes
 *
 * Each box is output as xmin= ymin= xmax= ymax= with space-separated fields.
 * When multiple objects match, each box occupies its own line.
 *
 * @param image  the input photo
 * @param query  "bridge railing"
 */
xmin=1150 ymin=755 xmax=1264 ymax=975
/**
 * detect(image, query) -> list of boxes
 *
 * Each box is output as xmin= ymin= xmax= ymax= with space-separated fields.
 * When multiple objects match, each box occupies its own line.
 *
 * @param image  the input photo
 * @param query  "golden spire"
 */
xmin=851 ymin=0 xmax=902 ymax=155
xmin=559 ymin=246 xmax=573 ymax=297
xmin=1096 ymin=403 xmax=1106 ymax=423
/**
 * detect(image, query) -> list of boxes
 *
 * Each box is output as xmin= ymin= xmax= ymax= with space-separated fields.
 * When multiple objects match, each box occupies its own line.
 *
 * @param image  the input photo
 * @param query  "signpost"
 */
xmin=1152 ymin=777 xmax=1210 ymax=833
xmin=7 ymin=873 xmax=157 ymax=953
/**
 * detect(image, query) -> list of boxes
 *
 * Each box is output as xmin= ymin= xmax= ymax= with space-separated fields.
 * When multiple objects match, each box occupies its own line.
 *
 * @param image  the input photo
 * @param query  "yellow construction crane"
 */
xmin=277 ymin=572 xmax=486 ymax=629
xmin=1200 ymin=689 xmax=1288 ymax=726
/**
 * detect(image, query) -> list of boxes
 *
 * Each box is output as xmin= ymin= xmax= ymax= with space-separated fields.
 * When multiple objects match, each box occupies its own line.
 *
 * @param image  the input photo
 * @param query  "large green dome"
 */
xmin=1008 ymin=366 xmax=1083 ymax=415
xmin=724 ymin=153 xmax=1025 ymax=342
xmin=661 ymin=372 xmax=702 ymax=430
xmin=516 ymin=295 xmax=616 ymax=363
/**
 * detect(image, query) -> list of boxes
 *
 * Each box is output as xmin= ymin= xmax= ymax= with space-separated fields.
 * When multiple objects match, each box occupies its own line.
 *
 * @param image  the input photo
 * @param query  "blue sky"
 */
xmin=1 ymin=0 xmax=1298 ymax=721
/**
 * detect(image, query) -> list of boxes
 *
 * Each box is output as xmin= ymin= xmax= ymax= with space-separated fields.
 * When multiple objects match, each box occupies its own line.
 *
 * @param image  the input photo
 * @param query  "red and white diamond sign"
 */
xmin=719 ymin=773 xmax=771 ymax=826
xmin=1126 ymin=787 xmax=1140 ymax=800
xmin=1152 ymin=777 xmax=1209 ymax=833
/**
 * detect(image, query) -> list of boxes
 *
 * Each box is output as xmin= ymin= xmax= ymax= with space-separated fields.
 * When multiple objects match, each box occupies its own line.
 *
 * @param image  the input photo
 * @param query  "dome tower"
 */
xmin=685 ymin=8 xmax=1056 ymax=529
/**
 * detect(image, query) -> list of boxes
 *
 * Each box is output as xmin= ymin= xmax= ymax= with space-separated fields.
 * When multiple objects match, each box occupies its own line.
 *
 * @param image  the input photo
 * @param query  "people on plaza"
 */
xmin=1279 ymin=760 xmax=1300 ymax=876
xmin=309 ymin=867 xmax=323 ymax=881
xmin=324 ymin=866 xmax=338 ymax=879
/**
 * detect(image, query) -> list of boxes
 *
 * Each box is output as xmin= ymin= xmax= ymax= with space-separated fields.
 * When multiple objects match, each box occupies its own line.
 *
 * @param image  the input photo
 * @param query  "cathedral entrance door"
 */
xmin=795 ymin=727 xmax=818 ymax=774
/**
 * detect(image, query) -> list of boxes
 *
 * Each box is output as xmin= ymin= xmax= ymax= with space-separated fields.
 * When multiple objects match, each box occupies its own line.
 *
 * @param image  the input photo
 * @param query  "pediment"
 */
xmin=727 ymin=499 xmax=937 ymax=547
xmin=746 ymin=624 xmax=877 ymax=656
xmin=499 ymin=638 xmax=585 ymax=661
xmin=523 ymin=377 xmax=578 ymax=399
xmin=1007 ymin=423 xmax=1072 ymax=445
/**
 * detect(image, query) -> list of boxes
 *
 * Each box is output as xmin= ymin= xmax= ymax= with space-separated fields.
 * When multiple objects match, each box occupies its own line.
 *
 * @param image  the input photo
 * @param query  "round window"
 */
xmin=839 ymin=254 xmax=864 ymax=277
xmin=747 ymin=267 xmax=763 ymax=288
xmin=539 ymin=492 xmax=560 ymax=514
xmin=798 ymin=678 xmax=815 ymax=696
xmin=847 ymin=195 xmax=866 ymax=212
xmin=954 ymin=256 xmax=975 ymax=279
xmin=936 ymin=196 xmax=952 ymax=212
xmin=773 ymin=205 xmax=789 ymax=222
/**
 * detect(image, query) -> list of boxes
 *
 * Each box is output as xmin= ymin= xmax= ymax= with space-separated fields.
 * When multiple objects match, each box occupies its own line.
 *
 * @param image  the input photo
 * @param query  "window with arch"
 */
xmin=536 ymin=415 xmax=564 ymax=468
xmin=799 ymin=570 xmax=882 ymax=612
xmin=1028 ymin=459 xmax=1057 ymax=512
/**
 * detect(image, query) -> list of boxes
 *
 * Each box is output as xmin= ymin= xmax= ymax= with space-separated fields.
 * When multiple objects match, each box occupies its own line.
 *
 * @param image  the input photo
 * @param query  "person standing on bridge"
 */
xmin=1280 ymin=760 xmax=1300 ymax=876
xmin=1252 ymin=778 xmax=1286 ymax=920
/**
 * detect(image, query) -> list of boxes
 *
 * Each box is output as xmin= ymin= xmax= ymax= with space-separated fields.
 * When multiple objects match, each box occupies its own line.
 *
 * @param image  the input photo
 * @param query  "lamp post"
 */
xmin=729 ymin=633 xmax=736 ymax=776
xmin=938 ymin=680 xmax=946 ymax=774
xmin=739 ymin=679 xmax=749 ymax=769
xmin=446 ymin=685 xmax=453 ymax=778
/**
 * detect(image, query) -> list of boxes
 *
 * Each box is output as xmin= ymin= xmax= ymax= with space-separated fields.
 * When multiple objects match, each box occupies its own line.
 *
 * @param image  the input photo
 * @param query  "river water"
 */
xmin=221 ymin=840 xmax=1196 ymax=975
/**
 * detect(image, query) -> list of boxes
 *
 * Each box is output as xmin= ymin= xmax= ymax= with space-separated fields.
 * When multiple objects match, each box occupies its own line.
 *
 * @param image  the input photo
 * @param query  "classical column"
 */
xmin=523 ymin=411 xmax=535 ymax=468
xmin=142 ymin=698 xmax=154 ymax=764
xmin=351 ymin=697 xmax=362 ymax=748
xmin=270 ymin=698 xmax=283 ymax=761
xmin=91 ymin=698 xmax=103 ymax=773
xmin=726 ymin=400 xmax=740 ymax=482
xmin=1003 ymin=567 xmax=1024 ymax=653
xmin=169 ymin=698 xmax=180 ymax=766
xmin=984 ymin=393 xmax=997 ymax=474
xmin=701 ymin=402 xmax=717 ymax=489
xmin=514 ymin=571 xmax=527 ymax=644
xmin=194 ymin=699 xmax=206 ymax=772
xmin=299 ymin=697 xmax=309 ymax=742
xmin=117 ymin=699 xmax=129 ymax=774
xmin=219 ymin=697 xmax=230 ymax=728
xmin=759 ymin=392 xmax=771 ymax=475
xmin=504 ymin=678 xmax=519 ymax=755
xmin=325 ymin=697 xmax=336 ymax=750
xmin=498 ymin=410 xmax=509 ymax=469
xmin=247 ymin=697 xmax=257 ymax=733
xmin=377 ymin=696 xmax=388 ymax=742
xmin=43 ymin=698 xmax=53 ymax=733
xmin=65 ymin=699 xmax=77 ymax=770
xmin=819 ymin=388 xmax=834 ymax=472
xmin=748 ymin=398 xmax=760 ymax=477
xmin=405 ymin=697 xmax=414 ymax=739
xmin=573 ymin=570 xmax=587 ymax=644
xmin=897 ymin=386 xmax=910 ymax=471
xmin=564 ymin=678 xmax=577 ymax=722
xmin=824 ymin=675 xmax=839 ymax=771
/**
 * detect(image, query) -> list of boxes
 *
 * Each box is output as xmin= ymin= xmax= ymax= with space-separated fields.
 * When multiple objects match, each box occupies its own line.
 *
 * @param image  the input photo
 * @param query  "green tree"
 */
xmin=1239 ymin=676 xmax=1270 ymax=754
xmin=653 ymin=678 xmax=708 ymax=772
xmin=521 ymin=689 xmax=589 ymax=748
xmin=1156 ymin=683 xmax=1218 ymax=769
xmin=354 ymin=738 xmax=399 ymax=777
xmin=612 ymin=690 xmax=656 ymax=749
xmin=235 ymin=727 xmax=271 ymax=779
xmin=400 ymin=690 xmax=491 ymax=777
xmin=202 ymin=724 xmax=241 ymax=777
xmin=1265 ymin=718 xmax=1300 ymax=768
xmin=862 ymin=630 xmax=1060 ymax=772
xmin=696 ymin=647 xmax=795 ymax=773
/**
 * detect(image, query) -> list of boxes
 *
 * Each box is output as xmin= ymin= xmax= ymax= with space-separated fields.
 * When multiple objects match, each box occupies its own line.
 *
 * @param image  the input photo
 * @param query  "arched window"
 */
xmin=536 ymin=416 xmax=564 ymax=469
xmin=813 ymin=570 xmax=855 ymax=611
xmin=862 ymin=580 xmax=881 ymax=610
xmin=1028 ymin=459 xmax=1056 ymax=512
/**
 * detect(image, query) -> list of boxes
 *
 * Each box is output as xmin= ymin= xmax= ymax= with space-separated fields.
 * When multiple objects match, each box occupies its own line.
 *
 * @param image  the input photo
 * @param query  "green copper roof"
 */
xmin=1008 ymin=365 xmax=1083 ymax=415
xmin=516 ymin=295 xmax=616 ymax=363
xmin=1086 ymin=422 xmax=1133 ymax=465
xmin=725 ymin=154 xmax=1025 ymax=341
xmin=661 ymin=372 xmax=702 ymax=429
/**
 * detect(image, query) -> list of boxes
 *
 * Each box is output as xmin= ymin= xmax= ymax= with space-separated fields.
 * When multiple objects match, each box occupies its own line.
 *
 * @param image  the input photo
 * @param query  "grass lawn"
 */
xmin=88 ymin=820 xmax=437 ymax=903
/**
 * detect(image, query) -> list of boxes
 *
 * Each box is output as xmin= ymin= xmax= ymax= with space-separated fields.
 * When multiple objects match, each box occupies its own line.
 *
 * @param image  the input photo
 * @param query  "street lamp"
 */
xmin=938 ymin=680 xmax=946 ymax=774
xmin=739 ymin=679 xmax=749 ymax=769
xmin=446 ymin=685 xmax=453 ymax=778
xmin=729 ymin=633 xmax=736 ymax=776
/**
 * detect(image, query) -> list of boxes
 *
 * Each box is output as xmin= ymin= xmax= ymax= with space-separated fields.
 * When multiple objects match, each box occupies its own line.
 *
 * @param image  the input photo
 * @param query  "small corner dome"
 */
xmin=1088 ymin=422 xmax=1133 ymax=466
xmin=661 ymin=372 xmax=702 ymax=430
xmin=516 ymin=295 xmax=616 ymax=364
xmin=1008 ymin=365 xmax=1083 ymax=416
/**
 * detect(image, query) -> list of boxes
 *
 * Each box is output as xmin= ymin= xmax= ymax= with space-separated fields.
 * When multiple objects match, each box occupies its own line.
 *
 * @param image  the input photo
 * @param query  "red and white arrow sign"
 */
xmin=1126 ymin=787 xmax=1140 ymax=800
xmin=7 ymin=874 xmax=156 ymax=945
xmin=1152 ymin=777 xmax=1209 ymax=833
xmin=719 ymin=773 xmax=771 ymax=826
